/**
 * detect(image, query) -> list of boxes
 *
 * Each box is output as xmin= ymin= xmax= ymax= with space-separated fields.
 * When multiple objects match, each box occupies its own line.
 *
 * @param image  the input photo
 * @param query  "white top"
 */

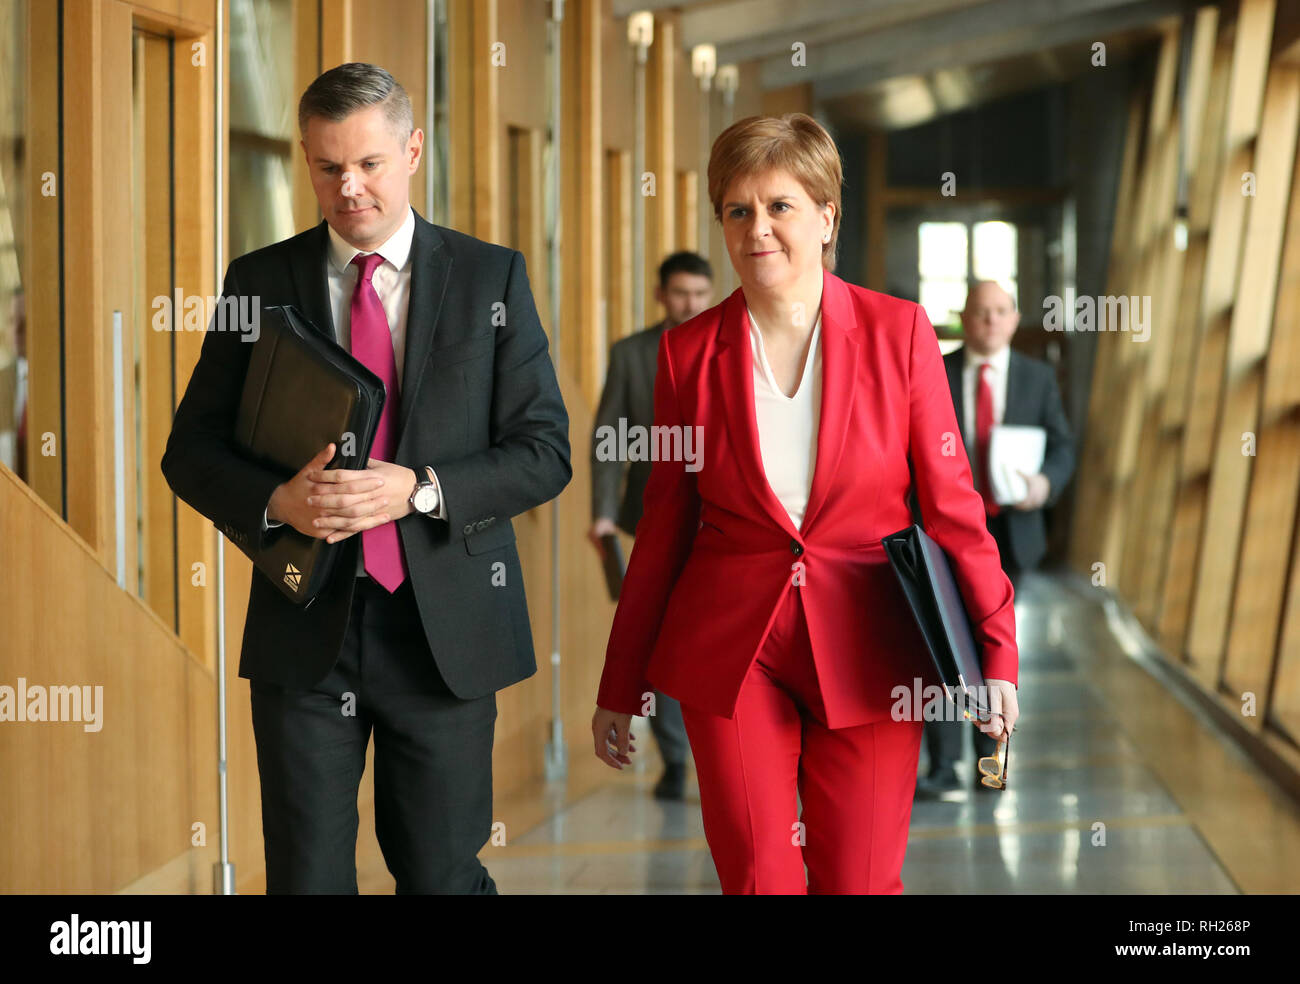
xmin=747 ymin=306 xmax=822 ymax=530
xmin=961 ymin=344 xmax=1010 ymax=487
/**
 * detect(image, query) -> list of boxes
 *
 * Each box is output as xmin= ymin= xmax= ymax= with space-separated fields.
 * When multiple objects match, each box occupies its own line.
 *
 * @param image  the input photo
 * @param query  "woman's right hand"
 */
xmin=592 ymin=707 xmax=637 ymax=769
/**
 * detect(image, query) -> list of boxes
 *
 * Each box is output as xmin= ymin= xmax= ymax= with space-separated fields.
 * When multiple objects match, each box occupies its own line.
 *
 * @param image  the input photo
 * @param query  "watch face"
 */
xmin=413 ymin=485 xmax=437 ymax=513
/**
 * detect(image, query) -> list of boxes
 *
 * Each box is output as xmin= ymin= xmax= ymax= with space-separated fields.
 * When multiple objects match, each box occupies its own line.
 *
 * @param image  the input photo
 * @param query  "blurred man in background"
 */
xmin=916 ymin=280 xmax=1075 ymax=798
xmin=589 ymin=250 xmax=713 ymax=800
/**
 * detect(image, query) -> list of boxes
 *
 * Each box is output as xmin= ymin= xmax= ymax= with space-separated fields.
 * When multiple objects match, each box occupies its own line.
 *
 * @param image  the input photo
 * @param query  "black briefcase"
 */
xmin=234 ymin=304 xmax=386 ymax=606
xmin=599 ymin=533 xmax=625 ymax=601
xmin=881 ymin=524 xmax=988 ymax=702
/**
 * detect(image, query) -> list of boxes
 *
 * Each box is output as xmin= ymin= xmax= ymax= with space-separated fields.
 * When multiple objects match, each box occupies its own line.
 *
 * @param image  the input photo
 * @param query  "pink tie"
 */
xmin=349 ymin=252 xmax=408 ymax=592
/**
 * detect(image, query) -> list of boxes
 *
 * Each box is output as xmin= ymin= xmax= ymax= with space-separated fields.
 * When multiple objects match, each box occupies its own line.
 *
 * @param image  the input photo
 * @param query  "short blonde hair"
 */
xmin=707 ymin=113 xmax=844 ymax=270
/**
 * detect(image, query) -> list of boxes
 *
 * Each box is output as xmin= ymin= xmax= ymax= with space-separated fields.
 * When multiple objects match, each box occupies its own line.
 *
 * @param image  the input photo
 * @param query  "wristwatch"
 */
xmin=408 ymin=465 xmax=440 ymax=516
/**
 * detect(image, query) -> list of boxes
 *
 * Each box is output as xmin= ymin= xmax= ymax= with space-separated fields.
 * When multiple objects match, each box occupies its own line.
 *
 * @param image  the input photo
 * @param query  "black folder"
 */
xmin=234 ymin=304 xmax=386 ymax=606
xmin=881 ymin=524 xmax=987 ymax=702
xmin=599 ymin=533 xmax=625 ymax=601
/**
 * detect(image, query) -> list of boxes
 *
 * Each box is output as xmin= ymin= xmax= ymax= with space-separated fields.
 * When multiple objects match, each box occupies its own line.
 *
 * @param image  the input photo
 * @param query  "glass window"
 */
xmin=0 ymin=0 xmax=61 ymax=513
xmin=918 ymin=221 xmax=967 ymax=328
xmin=973 ymin=219 xmax=1018 ymax=305
xmin=429 ymin=0 xmax=449 ymax=226
xmin=0 ymin=0 xmax=27 ymax=481
xmin=918 ymin=219 xmax=1018 ymax=329
xmin=228 ymin=0 xmax=296 ymax=256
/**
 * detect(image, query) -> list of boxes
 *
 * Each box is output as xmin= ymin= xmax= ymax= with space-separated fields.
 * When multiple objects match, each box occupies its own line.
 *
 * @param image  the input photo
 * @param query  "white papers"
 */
xmin=988 ymin=425 xmax=1046 ymax=505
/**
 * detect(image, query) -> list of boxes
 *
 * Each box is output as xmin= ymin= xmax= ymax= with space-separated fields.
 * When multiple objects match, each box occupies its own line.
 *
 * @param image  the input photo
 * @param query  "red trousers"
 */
xmin=680 ymin=587 xmax=924 ymax=894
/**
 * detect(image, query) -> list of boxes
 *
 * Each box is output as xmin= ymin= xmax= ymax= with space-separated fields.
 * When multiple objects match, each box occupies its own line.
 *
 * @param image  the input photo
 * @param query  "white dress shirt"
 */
xmin=748 ymin=306 xmax=822 ymax=531
xmin=262 ymin=206 xmax=446 ymax=576
xmin=961 ymin=344 xmax=1010 ymax=480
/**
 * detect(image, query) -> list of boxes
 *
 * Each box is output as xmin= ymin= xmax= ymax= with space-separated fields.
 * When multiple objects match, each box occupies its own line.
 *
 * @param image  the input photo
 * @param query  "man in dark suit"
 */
xmin=588 ymin=251 xmax=712 ymax=799
xmin=160 ymin=63 xmax=570 ymax=892
xmin=916 ymin=280 xmax=1074 ymax=798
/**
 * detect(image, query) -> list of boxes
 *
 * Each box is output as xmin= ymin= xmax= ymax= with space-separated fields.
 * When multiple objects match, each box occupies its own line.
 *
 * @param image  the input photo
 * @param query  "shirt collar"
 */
xmin=965 ymin=343 xmax=1011 ymax=375
xmin=327 ymin=205 xmax=415 ymax=276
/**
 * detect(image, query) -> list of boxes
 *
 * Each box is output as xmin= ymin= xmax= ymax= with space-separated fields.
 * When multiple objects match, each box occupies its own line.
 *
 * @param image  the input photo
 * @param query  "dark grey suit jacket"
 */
xmin=161 ymin=210 xmax=571 ymax=696
xmin=943 ymin=345 xmax=1075 ymax=571
xmin=590 ymin=320 xmax=665 ymax=535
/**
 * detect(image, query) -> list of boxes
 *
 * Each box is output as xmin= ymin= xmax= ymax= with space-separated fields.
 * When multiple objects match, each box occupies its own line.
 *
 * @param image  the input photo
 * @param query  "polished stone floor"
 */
xmin=479 ymin=572 xmax=1300 ymax=894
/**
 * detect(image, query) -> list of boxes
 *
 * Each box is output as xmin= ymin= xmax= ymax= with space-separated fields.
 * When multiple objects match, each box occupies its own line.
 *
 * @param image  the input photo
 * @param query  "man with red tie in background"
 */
xmin=916 ymin=280 xmax=1074 ymax=798
xmin=162 ymin=63 xmax=570 ymax=892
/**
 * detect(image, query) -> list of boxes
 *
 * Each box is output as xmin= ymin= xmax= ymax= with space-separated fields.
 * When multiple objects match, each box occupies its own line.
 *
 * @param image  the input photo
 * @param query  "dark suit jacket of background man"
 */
xmin=943 ymin=345 xmax=1074 ymax=572
xmin=591 ymin=320 xmax=665 ymax=536
xmin=161 ymin=210 xmax=571 ymax=695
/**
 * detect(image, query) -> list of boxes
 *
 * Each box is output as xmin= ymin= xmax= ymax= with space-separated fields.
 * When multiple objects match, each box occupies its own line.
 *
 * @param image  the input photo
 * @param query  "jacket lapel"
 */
xmin=716 ymin=288 xmax=800 ymax=539
xmin=948 ymin=349 xmax=966 ymax=441
xmin=291 ymin=211 xmax=452 ymax=441
xmin=1003 ymin=348 xmax=1020 ymax=426
xmin=290 ymin=220 xmax=336 ymax=343
xmin=800 ymin=272 xmax=860 ymax=533
xmin=397 ymin=211 xmax=451 ymax=434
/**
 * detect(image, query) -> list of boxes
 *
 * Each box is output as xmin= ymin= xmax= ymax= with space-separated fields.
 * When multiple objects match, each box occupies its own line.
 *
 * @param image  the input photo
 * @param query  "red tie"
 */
xmin=976 ymin=362 xmax=999 ymax=517
xmin=350 ymin=252 xmax=408 ymax=591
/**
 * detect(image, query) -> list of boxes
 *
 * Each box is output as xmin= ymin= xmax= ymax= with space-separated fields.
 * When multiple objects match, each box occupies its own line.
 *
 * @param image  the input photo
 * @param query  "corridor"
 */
xmin=476 ymin=573 xmax=1298 ymax=894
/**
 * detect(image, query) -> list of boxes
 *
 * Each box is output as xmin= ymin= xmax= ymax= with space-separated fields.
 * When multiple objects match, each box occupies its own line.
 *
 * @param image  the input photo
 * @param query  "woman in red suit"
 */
xmin=591 ymin=113 xmax=1020 ymax=894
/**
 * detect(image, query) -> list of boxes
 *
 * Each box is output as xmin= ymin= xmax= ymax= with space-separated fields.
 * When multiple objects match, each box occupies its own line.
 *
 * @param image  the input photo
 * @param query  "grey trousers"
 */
xmin=649 ymin=689 xmax=689 ymax=768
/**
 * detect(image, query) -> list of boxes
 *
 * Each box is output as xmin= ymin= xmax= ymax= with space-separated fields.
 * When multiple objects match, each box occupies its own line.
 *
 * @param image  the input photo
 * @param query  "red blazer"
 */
xmin=596 ymin=271 xmax=1017 ymax=727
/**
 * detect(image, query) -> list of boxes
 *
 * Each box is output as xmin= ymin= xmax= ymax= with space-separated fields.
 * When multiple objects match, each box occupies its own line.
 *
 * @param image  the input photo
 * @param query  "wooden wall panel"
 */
xmin=171 ymin=13 xmax=217 ymax=670
xmin=62 ymin=0 xmax=110 ymax=559
xmin=292 ymin=0 xmax=321 ymax=229
xmin=1135 ymin=11 xmax=1224 ymax=625
xmin=1187 ymin=62 xmax=1300 ymax=675
xmin=644 ymin=14 xmax=675 ymax=321
xmin=138 ymin=33 xmax=177 ymax=625
xmin=1069 ymin=88 xmax=1143 ymax=574
xmin=473 ymin=0 xmax=500 ymax=244
xmin=760 ymin=82 xmax=812 ymax=117
xmin=1222 ymin=80 xmax=1300 ymax=715
xmin=1119 ymin=121 xmax=1182 ymax=604
xmin=601 ymin=0 xmax=635 ymax=153
xmin=1080 ymin=26 xmax=1181 ymax=595
xmin=1078 ymin=0 xmax=1300 ymax=790
xmin=605 ymin=147 xmax=632 ymax=344
xmin=506 ymin=127 xmax=548 ymax=321
xmin=1273 ymin=530 xmax=1300 ymax=742
xmin=558 ymin=0 xmax=604 ymax=408
xmin=674 ymin=32 xmax=702 ymax=213
xmin=320 ymin=0 xmax=351 ymax=70
xmin=1115 ymin=20 xmax=1183 ymax=603
xmin=676 ymin=168 xmax=698 ymax=251
xmin=351 ymin=0 xmax=429 ymax=217
xmin=23 ymin=0 xmax=64 ymax=515
xmin=0 ymin=465 xmax=220 ymax=892
xmin=447 ymin=0 xmax=474 ymax=232
xmin=599 ymin=1 xmax=649 ymax=345
xmin=1159 ymin=0 xmax=1275 ymax=669
xmin=576 ymin=0 xmax=604 ymax=407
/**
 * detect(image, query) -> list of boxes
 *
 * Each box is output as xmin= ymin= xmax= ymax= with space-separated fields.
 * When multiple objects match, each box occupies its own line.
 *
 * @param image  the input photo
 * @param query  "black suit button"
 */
xmin=790 ymin=538 xmax=803 ymax=556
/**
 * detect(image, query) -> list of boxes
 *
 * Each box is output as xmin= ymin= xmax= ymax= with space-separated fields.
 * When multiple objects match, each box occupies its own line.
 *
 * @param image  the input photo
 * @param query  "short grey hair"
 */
xmin=298 ymin=62 xmax=413 ymax=142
